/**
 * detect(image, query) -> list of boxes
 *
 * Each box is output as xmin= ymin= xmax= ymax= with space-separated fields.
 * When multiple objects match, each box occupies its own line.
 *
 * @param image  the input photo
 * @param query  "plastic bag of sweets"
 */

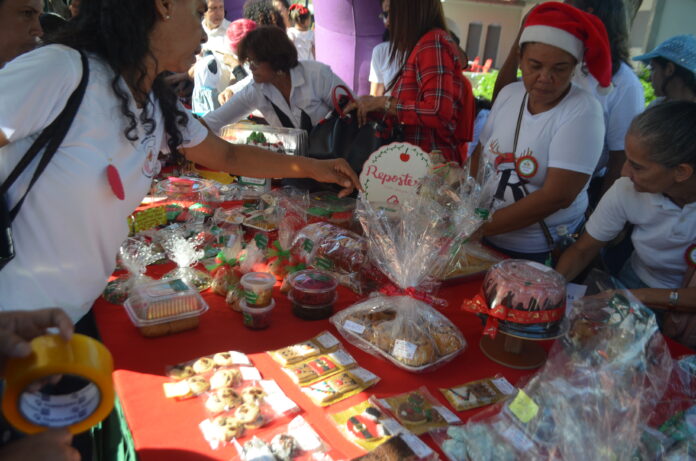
xmin=161 ymin=230 xmax=212 ymax=291
xmin=266 ymin=189 xmax=309 ymax=281
xmin=102 ymin=237 xmax=158 ymax=304
xmin=329 ymin=397 xmax=405 ymax=452
xmin=290 ymin=222 xmax=384 ymax=294
xmin=330 ymin=192 xmax=468 ymax=372
xmin=268 ymin=331 xmax=341 ymax=366
xmin=232 ymin=416 xmax=332 ymax=461
xmin=208 ymin=228 xmax=244 ymax=296
xmin=199 ymin=380 xmax=300 ymax=450
xmin=458 ymin=289 xmax=673 ymax=461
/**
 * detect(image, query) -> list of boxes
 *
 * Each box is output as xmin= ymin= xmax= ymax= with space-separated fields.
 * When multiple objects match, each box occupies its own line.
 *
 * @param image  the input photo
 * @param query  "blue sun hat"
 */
xmin=633 ymin=34 xmax=696 ymax=74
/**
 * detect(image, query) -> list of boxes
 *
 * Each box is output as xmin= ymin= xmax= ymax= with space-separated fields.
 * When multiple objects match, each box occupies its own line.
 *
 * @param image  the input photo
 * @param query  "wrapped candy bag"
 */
xmin=103 ymin=238 xmax=158 ymax=304
xmin=456 ymin=282 xmax=672 ymax=461
xmin=330 ymin=191 xmax=468 ymax=372
xmin=290 ymin=222 xmax=383 ymax=294
xmin=161 ymin=231 xmax=212 ymax=292
xmin=209 ymin=228 xmax=244 ymax=296
xmin=265 ymin=188 xmax=309 ymax=280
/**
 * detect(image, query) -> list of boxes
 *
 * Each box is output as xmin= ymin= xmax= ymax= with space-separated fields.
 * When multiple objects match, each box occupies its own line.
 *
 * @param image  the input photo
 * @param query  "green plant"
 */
xmin=471 ymin=70 xmax=499 ymax=101
xmin=636 ymin=65 xmax=656 ymax=107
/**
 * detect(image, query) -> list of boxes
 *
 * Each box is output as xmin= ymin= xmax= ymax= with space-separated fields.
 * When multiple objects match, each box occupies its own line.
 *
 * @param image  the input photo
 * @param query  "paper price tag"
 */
xmin=565 ymin=283 xmax=587 ymax=315
xmin=351 ymin=367 xmax=378 ymax=383
xmin=392 ymin=340 xmax=417 ymax=360
xmin=509 ymin=390 xmax=539 ymax=423
xmin=400 ymin=433 xmax=434 ymax=458
xmin=239 ymin=366 xmax=262 ymax=381
xmin=502 ymin=425 xmax=533 ymax=452
xmin=331 ymin=350 xmax=355 ymax=366
xmin=434 ymin=405 xmax=461 ymax=424
xmin=382 ymin=417 xmax=405 ymax=435
xmin=343 ymin=320 xmax=366 ymax=335
xmin=491 ymin=377 xmax=515 ymax=395
xmin=293 ymin=423 xmax=322 ymax=451
xmin=316 ymin=332 xmax=339 ymax=349
xmin=229 ymin=351 xmax=251 ymax=365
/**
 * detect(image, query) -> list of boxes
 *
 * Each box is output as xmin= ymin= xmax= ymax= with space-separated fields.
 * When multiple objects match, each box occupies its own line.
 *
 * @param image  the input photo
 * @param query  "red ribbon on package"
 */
xmin=462 ymin=293 xmax=564 ymax=339
xmin=379 ymin=284 xmax=448 ymax=308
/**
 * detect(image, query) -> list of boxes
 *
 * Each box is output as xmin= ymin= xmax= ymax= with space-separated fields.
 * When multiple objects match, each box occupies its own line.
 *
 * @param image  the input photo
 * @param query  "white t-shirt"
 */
xmin=287 ymin=28 xmax=314 ymax=61
xmin=204 ymin=60 xmax=349 ymax=133
xmin=369 ymin=42 xmax=401 ymax=94
xmin=0 ymin=45 xmax=208 ymax=322
xmin=585 ymin=177 xmax=696 ymax=289
xmin=202 ymin=18 xmax=232 ymax=55
xmin=479 ymin=82 xmax=605 ymax=253
xmin=192 ymin=52 xmax=231 ymax=116
xmin=573 ymin=62 xmax=644 ymax=171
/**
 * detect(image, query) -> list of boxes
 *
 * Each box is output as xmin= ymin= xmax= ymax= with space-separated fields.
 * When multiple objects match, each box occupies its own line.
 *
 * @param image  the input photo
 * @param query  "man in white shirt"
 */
xmin=202 ymin=0 xmax=231 ymax=55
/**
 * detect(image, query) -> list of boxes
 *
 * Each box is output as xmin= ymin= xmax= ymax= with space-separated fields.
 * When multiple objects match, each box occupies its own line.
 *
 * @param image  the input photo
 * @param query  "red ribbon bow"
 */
xmin=379 ymin=284 xmax=448 ymax=308
xmin=461 ymin=293 xmax=564 ymax=339
xmin=289 ymin=3 xmax=309 ymax=15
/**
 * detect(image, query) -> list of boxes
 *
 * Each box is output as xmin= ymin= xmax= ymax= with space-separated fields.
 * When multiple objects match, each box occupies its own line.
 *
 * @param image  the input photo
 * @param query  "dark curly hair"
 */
xmin=237 ymin=26 xmax=298 ymax=72
xmin=567 ymin=0 xmax=630 ymax=76
xmin=243 ymin=0 xmax=285 ymax=30
xmin=48 ymin=0 xmax=189 ymax=155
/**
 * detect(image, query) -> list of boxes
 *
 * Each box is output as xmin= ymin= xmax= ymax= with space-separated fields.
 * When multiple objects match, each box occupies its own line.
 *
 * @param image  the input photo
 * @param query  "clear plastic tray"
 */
xmin=220 ymin=123 xmax=308 ymax=156
xmin=124 ymin=279 xmax=209 ymax=337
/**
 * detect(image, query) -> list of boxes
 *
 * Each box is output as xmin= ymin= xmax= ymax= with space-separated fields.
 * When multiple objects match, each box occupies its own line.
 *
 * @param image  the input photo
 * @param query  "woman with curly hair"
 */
xmin=0 ymin=0 xmax=359 ymax=325
xmin=243 ymin=0 xmax=285 ymax=30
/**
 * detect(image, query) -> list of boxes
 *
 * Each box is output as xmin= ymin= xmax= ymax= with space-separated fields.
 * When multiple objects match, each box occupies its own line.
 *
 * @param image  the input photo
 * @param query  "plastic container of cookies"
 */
xmin=240 ymin=299 xmax=275 ymax=330
xmin=240 ymin=272 xmax=276 ymax=307
xmin=286 ymin=269 xmax=338 ymax=307
xmin=124 ymin=279 xmax=209 ymax=337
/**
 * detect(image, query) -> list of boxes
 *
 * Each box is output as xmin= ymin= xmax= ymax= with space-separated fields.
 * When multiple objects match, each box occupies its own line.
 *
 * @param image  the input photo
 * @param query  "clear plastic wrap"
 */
xmin=266 ymin=188 xmax=309 ymax=280
xmin=330 ymin=191 xmax=468 ymax=372
xmin=102 ymin=238 xmax=158 ymax=304
xmin=231 ymin=416 xmax=331 ymax=461
xmin=462 ymin=259 xmax=567 ymax=339
xmin=438 ymin=240 xmax=505 ymax=283
xmin=457 ymin=282 xmax=673 ymax=461
xmin=161 ymin=231 xmax=212 ymax=292
xmin=220 ymin=123 xmax=308 ymax=157
xmin=290 ymin=222 xmax=382 ymax=294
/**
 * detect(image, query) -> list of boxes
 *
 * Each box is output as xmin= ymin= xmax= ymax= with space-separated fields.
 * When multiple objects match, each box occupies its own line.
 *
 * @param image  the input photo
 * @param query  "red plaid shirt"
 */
xmin=392 ymin=28 xmax=475 ymax=163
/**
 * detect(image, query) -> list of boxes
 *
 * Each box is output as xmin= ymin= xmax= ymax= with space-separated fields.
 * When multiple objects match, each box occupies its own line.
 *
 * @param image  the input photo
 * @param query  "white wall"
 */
xmin=652 ymin=0 xmax=696 ymax=46
xmin=442 ymin=0 xmax=529 ymax=68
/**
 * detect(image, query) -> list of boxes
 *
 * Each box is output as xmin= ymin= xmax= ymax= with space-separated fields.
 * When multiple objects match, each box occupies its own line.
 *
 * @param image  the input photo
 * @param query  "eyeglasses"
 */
xmin=378 ymin=11 xmax=388 ymax=21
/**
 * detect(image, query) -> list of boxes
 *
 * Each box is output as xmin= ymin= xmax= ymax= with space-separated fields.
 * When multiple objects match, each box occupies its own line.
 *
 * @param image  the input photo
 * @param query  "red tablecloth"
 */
xmin=92 ymin=270 xmax=693 ymax=461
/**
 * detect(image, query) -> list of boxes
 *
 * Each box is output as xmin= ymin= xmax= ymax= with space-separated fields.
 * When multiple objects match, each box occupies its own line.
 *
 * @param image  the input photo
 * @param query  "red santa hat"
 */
xmin=519 ymin=1 xmax=612 ymax=93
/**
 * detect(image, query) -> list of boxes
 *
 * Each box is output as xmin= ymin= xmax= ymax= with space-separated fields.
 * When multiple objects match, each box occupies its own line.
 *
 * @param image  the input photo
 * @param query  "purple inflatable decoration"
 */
xmin=314 ymin=0 xmax=385 ymax=95
xmin=224 ymin=0 xmax=246 ymax=20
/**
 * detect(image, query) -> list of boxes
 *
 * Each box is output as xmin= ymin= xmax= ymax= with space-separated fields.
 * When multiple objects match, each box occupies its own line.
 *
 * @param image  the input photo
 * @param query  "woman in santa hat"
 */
xmin=470 ymin=1 xmax=609 ymax=264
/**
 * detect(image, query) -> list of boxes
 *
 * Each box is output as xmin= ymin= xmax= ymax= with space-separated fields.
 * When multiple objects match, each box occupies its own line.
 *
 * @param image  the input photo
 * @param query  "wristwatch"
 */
xmin=669 ymin=290 xmax=680 ymax=306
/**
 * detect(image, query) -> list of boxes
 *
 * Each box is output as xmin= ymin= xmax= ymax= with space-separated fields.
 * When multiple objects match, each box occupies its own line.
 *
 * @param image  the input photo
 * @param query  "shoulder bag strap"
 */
xmin=512 ymin=93 xmax=556 ymax=249
xmin=2 ymin=49 xmax=90 ymax=221
xmin=263 ymin=95 xmax=313 ymax=133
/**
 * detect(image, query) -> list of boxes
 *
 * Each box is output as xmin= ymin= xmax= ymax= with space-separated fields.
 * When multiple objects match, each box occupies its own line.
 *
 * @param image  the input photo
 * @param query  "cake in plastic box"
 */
xmin=482 ymin=260 xmax=566 ymax=339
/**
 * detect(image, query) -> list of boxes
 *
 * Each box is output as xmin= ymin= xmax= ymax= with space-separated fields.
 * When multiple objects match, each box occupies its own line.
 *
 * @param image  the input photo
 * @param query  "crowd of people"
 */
xmin=0 ymin=0 xmax=695 ymax=458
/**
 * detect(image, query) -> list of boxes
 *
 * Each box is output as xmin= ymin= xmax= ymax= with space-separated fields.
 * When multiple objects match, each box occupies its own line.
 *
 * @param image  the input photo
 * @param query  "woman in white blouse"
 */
xmin=204 ymin=26 xmax=349 ymax=134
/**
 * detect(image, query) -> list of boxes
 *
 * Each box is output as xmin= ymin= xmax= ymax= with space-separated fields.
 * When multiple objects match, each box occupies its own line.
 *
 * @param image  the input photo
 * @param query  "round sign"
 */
xmin=685 ymin=244 xmax=696 ymax=268
xmin=515 ymin=155 xmax=538 ymax=179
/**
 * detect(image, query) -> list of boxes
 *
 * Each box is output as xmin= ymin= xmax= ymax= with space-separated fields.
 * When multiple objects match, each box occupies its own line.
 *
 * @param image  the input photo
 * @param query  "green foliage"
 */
xmin=636 ymin=65 xmax=656 ymax=107
xmin=471 ymin=70 xmax=499 ymax=101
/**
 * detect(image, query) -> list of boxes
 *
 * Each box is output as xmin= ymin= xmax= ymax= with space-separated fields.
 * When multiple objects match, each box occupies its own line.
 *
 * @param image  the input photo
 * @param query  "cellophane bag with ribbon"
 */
xmin=161 ymin=230 xmax=212 ymax=292
xmin=265 ymin=188 xmax=309 ymax=281
xmin=290 ymin=221 xmax=384 ymax=294
xmin=633 ymin=354 xmax=696 ymax=460
xmin=102 ymin=237 xmax=158 ymax=304
xmin=454 ymin=279 xmax=672 ymax=461
xmin=330 ymin=190 xmax=471 ymax=373
xmin=209 ymin=227 xmax=244 ymax=296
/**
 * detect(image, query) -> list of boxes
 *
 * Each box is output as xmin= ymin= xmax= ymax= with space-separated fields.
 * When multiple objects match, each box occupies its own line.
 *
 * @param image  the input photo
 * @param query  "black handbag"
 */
xmin=0 ymin=49 xmax=89 ymax=271
xmin=307 ymin=85 xmax=402 ymax=175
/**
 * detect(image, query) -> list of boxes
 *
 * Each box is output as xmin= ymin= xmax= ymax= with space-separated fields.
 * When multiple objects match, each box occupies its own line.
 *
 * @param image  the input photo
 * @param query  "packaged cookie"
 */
xmin=283 ymin=349 xmax=357 ymax=385
xmin=379 ymin=387 xmax=461 ymax=435
xmin=268 ymin=331 xmax=341 ymax=366
xmin=303 ymin=367 xmax=380 ymax=407
xmin=330 ymin=193 xmax=471 ymax=373
xmin=440 ymin=375 xmax=516 ymax=412
xmin=199 ymin=380 xmax=300 ymax=449
xmin=166 ymin=351 xmax=252 ymax=380
xmin=351 ymin=433 xmax=437 ymax=461
xmin=231 ymin=415 xmax=330 ymax=461
xmin=330 ymin=397 xmax=405 ymax=452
